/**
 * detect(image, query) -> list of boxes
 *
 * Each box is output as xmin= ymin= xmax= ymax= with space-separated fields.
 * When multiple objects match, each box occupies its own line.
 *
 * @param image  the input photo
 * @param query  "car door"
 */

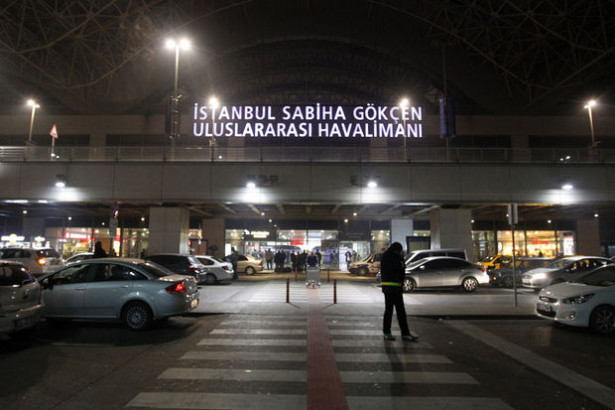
xmin=440 ymin=259 xmax=475 ymax=286
xmin=41 ymin=264 xmax=94 ymax=317
xmin=82 ymin=263 xmax=136 ymax=318
xmin=412 ymin=260 xmax=444 ymax=287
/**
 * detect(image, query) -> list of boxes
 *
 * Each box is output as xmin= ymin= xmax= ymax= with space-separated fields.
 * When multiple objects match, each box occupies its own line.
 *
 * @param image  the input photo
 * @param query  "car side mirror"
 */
xmin=41 ymin=278 xmax=53 ymax=290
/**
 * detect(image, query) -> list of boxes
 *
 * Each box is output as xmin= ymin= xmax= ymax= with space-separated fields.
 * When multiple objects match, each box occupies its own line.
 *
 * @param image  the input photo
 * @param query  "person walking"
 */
xmin=230 ymin=247 xmax=239 ymax=279
xmin=265 ymin=249 xmax=273 ymax=270
xmin=380 ymin=242 xmax=418 ymax=342
xmin=93 ymin=241 xmax=107 ymax=258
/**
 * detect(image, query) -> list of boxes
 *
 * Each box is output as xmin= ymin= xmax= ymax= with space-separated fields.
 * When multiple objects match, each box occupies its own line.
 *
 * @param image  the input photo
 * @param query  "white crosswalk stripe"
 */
xmin=125 ymin=313 xmax=511 ymax=409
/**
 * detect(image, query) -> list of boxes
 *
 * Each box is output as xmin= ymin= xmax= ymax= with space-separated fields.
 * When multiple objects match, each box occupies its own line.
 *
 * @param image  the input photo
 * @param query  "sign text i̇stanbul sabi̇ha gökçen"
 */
xmin=191 ymin=103 xmax=424 ymax=139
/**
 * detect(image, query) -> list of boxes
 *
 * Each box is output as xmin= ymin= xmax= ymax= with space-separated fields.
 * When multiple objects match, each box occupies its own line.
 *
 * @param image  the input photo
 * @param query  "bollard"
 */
xmin=294 ymin=271 xmax=297 ymax=282
xmin=333 ymin=279 xmax=337 ymax=304
xmin=327 ymin=268 xmax=330 ymax=283
xmin=286 ymin=278 xmax=290 ymax=303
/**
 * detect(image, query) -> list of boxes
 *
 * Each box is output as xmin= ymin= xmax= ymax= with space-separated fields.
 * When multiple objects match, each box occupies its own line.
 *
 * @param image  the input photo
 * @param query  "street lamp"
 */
xmin=26 ymin=99 xmax=40 ymax=146
xmin=398 ymin=97 xmax=410 ymax=161
xmin=584 ymin=99 xmax=597 ymax=147
xmin=165 ymin=37 xmax=191 ymax=152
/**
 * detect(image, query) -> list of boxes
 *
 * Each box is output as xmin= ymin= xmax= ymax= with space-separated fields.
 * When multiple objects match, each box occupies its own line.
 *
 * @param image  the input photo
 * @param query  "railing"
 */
xmin=0 ymin=145 xmax=612 ymax=164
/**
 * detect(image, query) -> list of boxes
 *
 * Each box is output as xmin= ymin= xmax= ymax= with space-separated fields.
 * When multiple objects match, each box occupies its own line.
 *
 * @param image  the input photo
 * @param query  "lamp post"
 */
xmin=399 ymin=98 xmax=409 ymax=161
xmin=165 ymin=38 xmax=191 ymax=155
xmin=26 ymin=99 xmax=39 ymax=146
xmin=584 ymin=99 xmax=597 ymax=148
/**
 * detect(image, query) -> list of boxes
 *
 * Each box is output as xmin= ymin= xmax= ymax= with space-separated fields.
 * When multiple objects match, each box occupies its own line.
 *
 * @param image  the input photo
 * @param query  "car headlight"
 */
xmin=561 ymin=293 xmax=594 ymax=304
xmin=532 ymin=273 xmax=547 ymax=280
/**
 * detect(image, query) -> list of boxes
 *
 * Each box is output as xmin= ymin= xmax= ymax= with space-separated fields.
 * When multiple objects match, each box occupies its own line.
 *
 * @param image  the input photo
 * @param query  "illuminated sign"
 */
xmin=192 ymin=104 xmax=423 ymax=139
xmin=243 ymin=230 xmax=270 ymax=239
xmin=1 ymin=233 xmax=25 ymax=242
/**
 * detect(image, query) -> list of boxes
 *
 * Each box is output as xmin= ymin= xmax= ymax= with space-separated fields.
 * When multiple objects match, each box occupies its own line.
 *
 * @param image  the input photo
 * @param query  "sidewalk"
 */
xmin=197 ymin=270 xmax=538 ymax=318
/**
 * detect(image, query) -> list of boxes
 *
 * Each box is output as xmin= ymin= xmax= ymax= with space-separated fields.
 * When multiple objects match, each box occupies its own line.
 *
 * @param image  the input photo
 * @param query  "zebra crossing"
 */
xmin=126 ymin=314 xmax=513 ymax=409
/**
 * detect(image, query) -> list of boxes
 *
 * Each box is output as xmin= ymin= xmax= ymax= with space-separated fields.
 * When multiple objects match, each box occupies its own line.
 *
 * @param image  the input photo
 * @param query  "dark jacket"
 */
xmin=380 ymin=248 xmax=405 ymax=286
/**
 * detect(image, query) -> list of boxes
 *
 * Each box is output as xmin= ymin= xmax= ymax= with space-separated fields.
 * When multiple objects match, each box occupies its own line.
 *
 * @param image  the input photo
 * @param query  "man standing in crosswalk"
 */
xmin=380 ymin=242 xmax=418 ymax=342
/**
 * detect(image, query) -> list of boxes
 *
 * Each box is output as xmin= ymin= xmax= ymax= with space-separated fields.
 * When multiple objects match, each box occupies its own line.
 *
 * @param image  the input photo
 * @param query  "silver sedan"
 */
xmin=404 ymin=256 xmax=489 ymax=292
xmin=38 ymin=258 xmax=199 ymax=330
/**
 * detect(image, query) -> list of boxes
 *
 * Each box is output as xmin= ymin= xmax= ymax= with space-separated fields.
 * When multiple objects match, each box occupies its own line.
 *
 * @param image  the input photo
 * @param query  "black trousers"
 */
xmin=382 ymin=287 xmax=410 ymax=336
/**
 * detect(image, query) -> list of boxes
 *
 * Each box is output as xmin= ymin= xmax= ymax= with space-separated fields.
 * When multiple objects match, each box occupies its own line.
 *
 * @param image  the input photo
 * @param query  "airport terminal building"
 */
xmin=1 ymin=2 xmax=614 ymax=264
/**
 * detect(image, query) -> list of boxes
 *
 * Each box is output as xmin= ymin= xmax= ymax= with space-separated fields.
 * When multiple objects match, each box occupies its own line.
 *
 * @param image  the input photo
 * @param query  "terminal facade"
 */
xmin=0 ymin=107 xmax=613 ymax=264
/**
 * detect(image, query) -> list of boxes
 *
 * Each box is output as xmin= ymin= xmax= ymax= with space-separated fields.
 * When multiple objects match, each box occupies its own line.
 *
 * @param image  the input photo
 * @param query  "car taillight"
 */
xmin=166 ymin=283 xmax=186 ymax=293
xmin=37 ymin=258 xmax=46 ymax=266
xmin=222 ymin=266 xmax=229 ymax=271
xmin=258 ymin=261 xmax=262 ymax=266
xmin=477 ymin=265 xmax=486 ymax=273
xmin=188 ymin=264 xmax=200 ymax=271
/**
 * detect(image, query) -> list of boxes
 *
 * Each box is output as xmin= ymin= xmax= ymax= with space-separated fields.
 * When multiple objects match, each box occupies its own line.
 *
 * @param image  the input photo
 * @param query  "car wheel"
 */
xmin=122 ymin=301 xmax=153 ymax=331
xmin=403 ymin=278 xmax=416 ymax=292
xmin=245 ymin=266 xmax=256 ymax=275
xmin=502 ymin=276 xmax=514 ymax=288
xmin=358 ymin=267 xmax=368 ymax=276
xmin=462 ymin=277 xmax=478 ymax=292
xmin=204 ymin=273 xmax=217 ymax=285
xmin=589 ymin=305 xmax=615 ymax=335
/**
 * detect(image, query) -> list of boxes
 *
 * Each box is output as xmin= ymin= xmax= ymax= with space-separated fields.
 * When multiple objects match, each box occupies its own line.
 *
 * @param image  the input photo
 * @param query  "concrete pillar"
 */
xmin=391 ymin=218 xmax=413 ymax=252
xmin=147 ymin=207 xmax=190 ymax=254
xmin=430 ymin=207 xmax=473 ymax=259
xmin=201 ymin=218 xmax=225 ymax=258
xmin=575 ymin=219 xmax=600 ymax=256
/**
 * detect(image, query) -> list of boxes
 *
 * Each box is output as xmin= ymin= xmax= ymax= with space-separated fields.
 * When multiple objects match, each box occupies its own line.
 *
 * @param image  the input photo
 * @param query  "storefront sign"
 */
xmin=1 ymin=234 xmax=25 ymax=242
xmin=192 ymin=104 xmax=423 ymax=139
xmin=244 ymin=230 xmax=270 ymax=239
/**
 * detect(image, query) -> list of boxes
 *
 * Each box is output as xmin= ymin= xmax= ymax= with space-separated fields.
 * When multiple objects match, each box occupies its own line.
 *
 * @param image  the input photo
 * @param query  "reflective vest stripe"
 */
xmin=381 ymin=281 xmax=402 ymax=286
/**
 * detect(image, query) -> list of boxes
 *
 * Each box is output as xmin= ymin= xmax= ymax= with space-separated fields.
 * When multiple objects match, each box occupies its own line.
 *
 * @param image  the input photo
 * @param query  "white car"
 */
xmin=536 ymin=265 xmax=615 ymax=334
xmin=0 ymin=261 xmax=43 ymax=338
xmin=65 ymin=252 xmax=94 ymax=265
xmin=195 ymin=255 xmax=234 ymax=284
xmin=0 ymin=247 xmax=65 ymax=276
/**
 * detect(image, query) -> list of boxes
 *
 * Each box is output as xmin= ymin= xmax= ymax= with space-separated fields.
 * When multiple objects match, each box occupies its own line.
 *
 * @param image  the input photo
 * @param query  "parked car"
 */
xmin=231 ymin=254 xmax=264 ymax=275
xmin=38 ymin=258 xmax=199 ymax=330
xmin=145 ymin=254 xmax=209 ymax=283
xmin=0 ymin=261 xmax=43 ymax=338
xmin=348 ymin=253 xmax=382 ymax=275
xmin=0 ymin=247 xmax=64 ymax=276
xmin=403 ymin=256 xmax=489 ymax=292
xmin=478 ymin=254 xmax=512 ymax=272
xmin=535 ymin=265 xmax=615 ymax=334
xmin=405 ymin=248 xmax=467 ymax=266
xmin=66 ymin=252 xmax=94 ymax=265
xmin=194 ymin=255 xmax=234 ymax=284
xmin=522 ymin=256 xmax=612 ymax=290
xmin=490 ymin=257 xmax=554 ymax=287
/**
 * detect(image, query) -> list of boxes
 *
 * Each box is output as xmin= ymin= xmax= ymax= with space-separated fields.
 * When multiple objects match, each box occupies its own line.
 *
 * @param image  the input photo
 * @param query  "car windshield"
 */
xmin=573 ymin=269 xmax=615 ymax=287
xmin=138 ymin=262 xmax=174 ymax=278
xmin=209 ymin=256 xmax=226 ymax=263
xmin=37 ymin=249 xmax=60 ymax=258
xmin=358 ymin=255 xmax=371 ymax=263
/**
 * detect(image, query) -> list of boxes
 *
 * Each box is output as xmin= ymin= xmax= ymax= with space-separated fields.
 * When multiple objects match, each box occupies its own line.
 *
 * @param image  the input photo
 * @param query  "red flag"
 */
xmin=49 ymin=124 xmax=58 ymax=139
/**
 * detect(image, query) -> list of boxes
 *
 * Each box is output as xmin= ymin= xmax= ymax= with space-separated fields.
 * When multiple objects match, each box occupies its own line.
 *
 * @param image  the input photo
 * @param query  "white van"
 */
xmin=405 ymin=248 xmax=467 ymax=265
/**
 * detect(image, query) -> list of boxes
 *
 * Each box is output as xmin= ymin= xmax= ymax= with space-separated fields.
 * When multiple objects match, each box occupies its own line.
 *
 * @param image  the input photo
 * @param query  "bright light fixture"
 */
xmin=367 ymin=180 xmax=378 ymax=189
xmin=561 ymin=183 xmax=573 ymax=190
xmin=246 ymin=181 xmax=256 ymax=189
